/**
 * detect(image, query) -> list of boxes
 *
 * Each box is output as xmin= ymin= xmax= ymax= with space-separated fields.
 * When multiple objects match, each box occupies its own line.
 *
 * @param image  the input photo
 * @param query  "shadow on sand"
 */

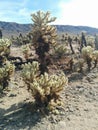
xmin=0 ymin=101 xmax=47 ymax=129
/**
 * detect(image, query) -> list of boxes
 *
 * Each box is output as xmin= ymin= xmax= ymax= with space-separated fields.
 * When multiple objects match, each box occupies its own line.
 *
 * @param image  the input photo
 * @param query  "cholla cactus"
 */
xmin=92 ymin=50 xmax=98 ymax=68
xmin=0 ymin=39 xmax=15 ymax=91
xmin=31 ymin=11 xmax=57 ymax=46
xmin=31 ymin=10 xmax=57 ymax=74
xmin=82 ymin=46 xmax=94 ymax=58
xmin=53 ymin=44 xmax=67 ymax=58
xmin=22 ymin=61 xmax=68 ymax=112
xmin=74 ymin=58 xmax=85 ymax=72
xmin=22 ymin=61 xmax=40 ymax=84
xmin=22 ymin=45 xmax=30 ymax=60
xmin=81 ymin=46 xmax=94 ymax=70
xmin=0 ymin=39 xmax=11 ymax=57
xmin=0 ymin=60 xmax=15 ymax=91
xmin=86 ymin=36 xmax=95 ymax=47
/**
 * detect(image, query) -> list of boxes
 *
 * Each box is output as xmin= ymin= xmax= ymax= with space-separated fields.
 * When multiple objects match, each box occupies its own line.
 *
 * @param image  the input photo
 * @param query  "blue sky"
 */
xmin=0 ymin=0 xmax=98 ymax=28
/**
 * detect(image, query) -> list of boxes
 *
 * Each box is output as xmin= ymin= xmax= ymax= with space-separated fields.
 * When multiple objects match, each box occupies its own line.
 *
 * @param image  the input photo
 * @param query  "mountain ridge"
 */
xmin=0 ymin=21 xmax=98 ymax=37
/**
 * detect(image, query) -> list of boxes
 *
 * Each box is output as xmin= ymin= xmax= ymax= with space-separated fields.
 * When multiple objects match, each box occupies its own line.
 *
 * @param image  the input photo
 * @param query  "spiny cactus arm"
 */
xmin=22 ymin=61 xmax=40 ymax=82
xmin=31 ymin=11 xmax=56 ymax=26
xmin=30 ymin=81 xmax=44 ymax=96
xmin=0 ymin=39 xmax=12 ymax=56
xmin=0 ymin=68 xmax=6 ymax=80
xmin=50 ymin=72 xmax=68 ymax=95
xmin=92 ymin=50 xmax=98 ymax=60
xmin=5 ymin=61 xmax=15 ymax=76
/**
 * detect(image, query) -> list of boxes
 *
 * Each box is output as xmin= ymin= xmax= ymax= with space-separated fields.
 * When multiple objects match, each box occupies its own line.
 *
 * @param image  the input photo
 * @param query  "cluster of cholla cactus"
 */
xmin=81 ymin=46 xmax=98 ymax=70
xmin=0 ymin=39 xmax=15 ymax=91
xmin=11 ymin=33 xmax=31 ymax=46
xmin=31 ymin=10 xmax=57 ymax=74
xmin=22 ymin=61 xmax=68 ymax=112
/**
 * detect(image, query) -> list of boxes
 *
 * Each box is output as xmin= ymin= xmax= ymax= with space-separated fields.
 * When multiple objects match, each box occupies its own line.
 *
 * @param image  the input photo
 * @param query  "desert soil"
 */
xmin=0 ymin=46 xmax=98 ymax=130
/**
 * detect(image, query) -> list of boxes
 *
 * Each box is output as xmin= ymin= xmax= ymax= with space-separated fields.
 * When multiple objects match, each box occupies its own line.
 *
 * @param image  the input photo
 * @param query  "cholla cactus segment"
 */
xmin=92 ymin=50 xmax=98 ymax=60
xmin=81 ymin=46 xmax=95 ymax=70
xmin=0 ymin=62 xmax=15 ymax=91
xmin=28 ymin=71 xmax=68 ymax=97
xmin=0 ymin=38 xmax=11 ymax=47
xmin=0 ymin=62 xmax=15 ymax=79
xmin=22 ymin=61 xmax=40 ymax=82
xmin=0 ymin=38 xmax=12 ymax=56
xmin=50 ymin=72 xmax=68 ymax=95
xmin=54 ymin=44 xmax=67 ymax=57
xmin=31 ymin=10 xmax=57 ymax=47
xmin=22 ymin=45 xmax=30 ymax=59
xmin=22 ymin=45 xmax=30 ymax=54
xmin=81 ymin=46 xmax=94 ymax=59
xmin=0 ymin=67 xmax=6 ymax=81
xmin=5 ymin=61 xmax=15 ymax=75
xmin=31 ymin=11 xmax=56 ymax=26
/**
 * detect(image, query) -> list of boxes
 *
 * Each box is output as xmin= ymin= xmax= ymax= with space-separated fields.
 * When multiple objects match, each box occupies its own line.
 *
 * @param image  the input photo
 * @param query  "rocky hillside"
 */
xmin=0 ymin=21 xmax=98 ymax=38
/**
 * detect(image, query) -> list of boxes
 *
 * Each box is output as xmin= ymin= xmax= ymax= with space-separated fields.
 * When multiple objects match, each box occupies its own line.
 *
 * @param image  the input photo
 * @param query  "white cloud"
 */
xmin=19 ymin=8 xmax=30 ymax=17
xmin=55 ymin=0 xmax=98 ymax=28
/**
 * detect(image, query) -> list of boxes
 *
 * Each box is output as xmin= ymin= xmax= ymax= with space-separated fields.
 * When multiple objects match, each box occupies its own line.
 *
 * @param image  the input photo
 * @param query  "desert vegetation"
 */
xmin=0 ymin=10 xmax=98 ymax=130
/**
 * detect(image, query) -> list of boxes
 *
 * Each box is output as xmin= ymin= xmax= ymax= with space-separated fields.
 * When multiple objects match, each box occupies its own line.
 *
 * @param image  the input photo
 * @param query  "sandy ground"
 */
xmin=0 ymin=46 xmax=98 ymax=130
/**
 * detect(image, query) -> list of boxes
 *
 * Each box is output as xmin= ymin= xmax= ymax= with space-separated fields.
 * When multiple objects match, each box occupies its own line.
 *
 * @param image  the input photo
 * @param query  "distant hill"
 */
xmin=0 ymin=21 xmax=98 ymax=38
xmin=0 ymin=21 xmax=32 ymax=38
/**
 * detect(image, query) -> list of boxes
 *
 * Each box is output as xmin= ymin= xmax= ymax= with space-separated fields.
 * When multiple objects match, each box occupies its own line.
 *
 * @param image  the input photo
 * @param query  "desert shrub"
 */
xmin=22 ymin=61 xmax=68 ymax=112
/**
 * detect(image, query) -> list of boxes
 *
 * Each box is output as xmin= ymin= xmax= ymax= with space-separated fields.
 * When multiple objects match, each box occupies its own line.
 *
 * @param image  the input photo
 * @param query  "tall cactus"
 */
xmin=31 ymin=10 xmax=57 ymax=74
xmin=22 ymin=11 xmax=68 ymax=113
